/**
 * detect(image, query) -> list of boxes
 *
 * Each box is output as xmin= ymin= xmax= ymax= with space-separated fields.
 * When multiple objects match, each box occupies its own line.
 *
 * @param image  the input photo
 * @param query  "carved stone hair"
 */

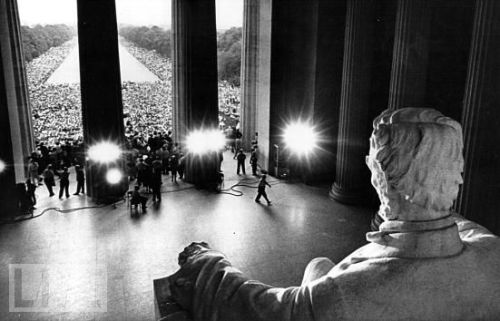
xmin=369 ymin=108 xmax=464 ymax=216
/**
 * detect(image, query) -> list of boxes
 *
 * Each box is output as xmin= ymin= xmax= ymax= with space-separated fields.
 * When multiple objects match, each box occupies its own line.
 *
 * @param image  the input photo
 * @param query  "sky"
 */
xmin=18 ymin=0 xmax=243 ymax=29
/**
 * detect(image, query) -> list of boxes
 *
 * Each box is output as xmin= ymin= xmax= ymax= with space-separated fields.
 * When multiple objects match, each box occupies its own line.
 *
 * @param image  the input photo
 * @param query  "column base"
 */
xmin=86 ymin=163 xmax=128 ymax=202
xmin=329 ymin=182 xmax=367 ymax=205
xmin=184 ymin=152 xmax=221 ymax=190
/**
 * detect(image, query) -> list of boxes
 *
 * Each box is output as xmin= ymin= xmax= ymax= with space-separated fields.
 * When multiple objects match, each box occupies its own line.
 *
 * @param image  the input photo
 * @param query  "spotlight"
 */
xmin=283 ymin=122 xmax=318 ymax=155
xmin=106 ymin=168 xmax=123 ymax=185
xmin=186 ymin=129 xmax=225 ymax=155
xmin=0 ymin=159 xmax=5 ymax=173
xmin=88 ymin=142 xmax=121 ymax=163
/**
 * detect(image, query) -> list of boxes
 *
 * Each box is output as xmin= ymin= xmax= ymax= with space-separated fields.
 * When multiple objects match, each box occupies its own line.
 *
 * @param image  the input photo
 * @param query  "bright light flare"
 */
xmin=88 ymin=142 xmax=121 ymax=163
xmin=283 ymin=122 xmax=318 ymax=155
xmin=0 ymin=159 xmax=5 ymax=173
xmin=106 ymin=168 xmax=123 ymax=185
xmin=186 ymin=129 xmax=226 ymax=155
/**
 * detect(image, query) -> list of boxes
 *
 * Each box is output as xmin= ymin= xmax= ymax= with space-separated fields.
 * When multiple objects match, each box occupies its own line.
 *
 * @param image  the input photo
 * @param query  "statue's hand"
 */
xmin=169 ymin=242 xmax=211 ymax=311
xmin=178 ymin=242 xmax=210 ymax=266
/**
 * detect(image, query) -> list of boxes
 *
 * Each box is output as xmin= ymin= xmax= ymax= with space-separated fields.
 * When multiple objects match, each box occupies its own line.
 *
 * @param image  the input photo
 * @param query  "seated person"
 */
xmin=131 ymin=185 xmax=147 ymax=211
xmin=164 ymin=108 xmax=500 ymax=321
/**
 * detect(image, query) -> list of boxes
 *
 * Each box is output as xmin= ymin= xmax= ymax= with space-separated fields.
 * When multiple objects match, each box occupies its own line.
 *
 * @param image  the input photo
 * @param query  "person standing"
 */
xmin=152 ymin=155 xmax=163 ymax=175
xmin=58 ymin=167 xmax=70 ymax=199
xmin=255 ymin=174 xmax=271 ymax=205
xmin=250 ymin=149 xmax=258 ymax=176
xmin=160 ymin=146 xmax=170 ymax=175
xmin=170 ymin=154 xmax=178 ymax=182
xmin=136 ymin=158 xmax=148 ymax=188
xmin=235 ymin=128 xmax=243 ymax=152
xmin=73 ymin=165 xmax=85 ymax=195
xmin=178 ymin=153 xmax=185 ymax=180
xmin=234 ymin=149 xmax=246 ymax=175
xmin=43 ymin=164 xmax=56 ymax=197
xmin=151 ymin=163 xmax=162 ymax=203
xmin=28 ymin=157 xmax=40 ymax=186
xmin=25 ymin=179 xmax=37 ymax=207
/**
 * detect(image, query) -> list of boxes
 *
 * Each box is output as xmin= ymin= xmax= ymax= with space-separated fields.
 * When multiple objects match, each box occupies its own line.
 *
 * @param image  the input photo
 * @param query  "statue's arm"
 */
xmin=170 ymin=244 xmax=321 ymax=321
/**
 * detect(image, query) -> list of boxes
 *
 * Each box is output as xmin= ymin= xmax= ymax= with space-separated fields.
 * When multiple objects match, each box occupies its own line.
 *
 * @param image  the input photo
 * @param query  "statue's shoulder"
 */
xmin=452 ymin=214 xmax=499 ymax=240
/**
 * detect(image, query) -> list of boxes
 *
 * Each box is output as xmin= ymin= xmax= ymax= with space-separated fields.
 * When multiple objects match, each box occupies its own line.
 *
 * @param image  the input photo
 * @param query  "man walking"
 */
xmin=255 ymin=174 xmax=271 ymax=205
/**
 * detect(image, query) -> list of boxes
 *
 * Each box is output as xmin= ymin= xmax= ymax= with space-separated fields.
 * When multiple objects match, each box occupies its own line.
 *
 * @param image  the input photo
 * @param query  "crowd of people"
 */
xmin=218 ymin=80 xmax=240 ymax=129
xmin=26 ymin=39 xmax=82 ymax=145
xmin=122 ymin=40 xmax=241 ymax=132
xmin=120 ymin=39 xmax=172 ymax=82
xmin=17 ymin=36 xmax=245 ymax=212
xmin=26 ymin=38 xmax=242 ymax=147
xmin=31 ymin=83 xmax=82 ymax=144
xmin=25 ymin=39 xmax=76 ymax=86
xmin=122 ymin=81 xmax=172 ymax=135
xmin=15 ymin=128 xmax=188 ymax=214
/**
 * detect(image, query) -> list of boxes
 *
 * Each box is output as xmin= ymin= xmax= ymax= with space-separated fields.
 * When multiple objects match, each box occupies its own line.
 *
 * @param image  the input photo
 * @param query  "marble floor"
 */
xmin=0 ymin=152 xmax=373 ymax=320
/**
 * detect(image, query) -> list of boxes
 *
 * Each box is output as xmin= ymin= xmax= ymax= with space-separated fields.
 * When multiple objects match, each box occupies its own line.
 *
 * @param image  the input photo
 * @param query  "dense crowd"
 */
xmin=26 ymin=38 xmax=242 ymax=148
xmin=218 ymin=80 xmax=240 ymax=129
xmin=26 ymin=39 xmax=76 ymax=87
xmin=31 ymin=83 xmax=82 ymax=145
xmin=122 ymin=81 xmax=172 ymax=135
xmin=121 ymin=39 xmax=172 ymax=81
xmin=122 ymin=40 xmax=241 ymax=131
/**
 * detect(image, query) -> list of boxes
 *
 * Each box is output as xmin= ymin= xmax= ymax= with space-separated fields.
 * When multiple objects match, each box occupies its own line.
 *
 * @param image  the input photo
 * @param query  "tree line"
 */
xmin=21 ymin=24 xmax=75 ymax=62
xmin=120 ymin=25 xmax=172 ymax=58
xmin=217 ymin=27 xmax=242 ymax=87
xmin=119 ymin=25 xmax=242 ymax=87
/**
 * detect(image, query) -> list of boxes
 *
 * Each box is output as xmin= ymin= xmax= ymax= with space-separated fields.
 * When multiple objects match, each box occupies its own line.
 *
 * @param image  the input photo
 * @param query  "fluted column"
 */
xmin=0 ymin=37 xmax=17 ymax=217
xmin=330 ymin=0 xmax=375 ymax=204
xmin=0 ymin=0 xmax=34 ymax=181
xmin=0 ymin=0 xmax=33 ymax=216
xmin=77 ymin=0 xmax=128 ymax=201
xmin=388 ymin=0 xmax=431 ymax=110
xmin=456 ymin=0 xmax=500 ymax=233
xmin=241 ymin=0 xmax=259 ymax=151
xmin=172 ymin=0 xmax=188 ymax=145
xmin=172 ymin=0 xmax=219 ymax=187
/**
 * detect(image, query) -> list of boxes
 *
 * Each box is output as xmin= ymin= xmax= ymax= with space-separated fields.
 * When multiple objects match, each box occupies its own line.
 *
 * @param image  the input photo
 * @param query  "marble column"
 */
xmin=455 ymin=0 xmax=500 ymax=234
xmin=172 ymin=0 xmax=219 ymax=187
xmin=388 ymin=0 xmax=431 ymax=110
xmin=0 ymin=0 xmax=34 ymax=216
xmin=77 ymin=0 xmax=128 ymax=201
xmin=254 ymin=0 xmax=345 ymax=181
xmin=0 ymin=45 xmax=17 ymax=217
xmin=241 ymin=0 xmax=259 ymax=151
xmin=253 ymin=0 xmax=272 ymax=173
xmin=330 ymin=0 xmax=376 ymax=204
xmin=0 ymin=0 xmax=34 ymax=181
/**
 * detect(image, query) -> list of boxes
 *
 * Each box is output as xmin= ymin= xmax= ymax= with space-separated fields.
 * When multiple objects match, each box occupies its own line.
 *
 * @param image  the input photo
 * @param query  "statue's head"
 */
xmin=366 ymin=108 xmax=464 ymax=221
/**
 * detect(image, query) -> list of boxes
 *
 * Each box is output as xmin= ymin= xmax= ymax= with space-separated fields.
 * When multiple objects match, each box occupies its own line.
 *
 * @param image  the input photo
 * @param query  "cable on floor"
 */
xmin=0 ymin=200 xmax=124 ymax=225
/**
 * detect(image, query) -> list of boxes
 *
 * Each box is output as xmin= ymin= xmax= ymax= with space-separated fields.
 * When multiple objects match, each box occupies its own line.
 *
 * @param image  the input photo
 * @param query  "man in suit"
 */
xmin=73 ymin=165 xmax=85 ymax=195
xmin=58 ymin=167 xmax=70 ymax=199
